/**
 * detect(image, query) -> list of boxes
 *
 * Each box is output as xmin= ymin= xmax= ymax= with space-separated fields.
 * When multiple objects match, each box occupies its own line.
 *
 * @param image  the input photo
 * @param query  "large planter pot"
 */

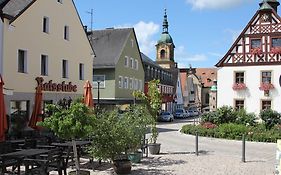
xmin=113 ymin=159 xmax=132 ymax=174
xmin=69 ymin=170 xmax=90 ymax=175
xmin=128 ymin=151 xmax=142 ymax=163
xmin=148 ymin=143 xmax=161 ymax=155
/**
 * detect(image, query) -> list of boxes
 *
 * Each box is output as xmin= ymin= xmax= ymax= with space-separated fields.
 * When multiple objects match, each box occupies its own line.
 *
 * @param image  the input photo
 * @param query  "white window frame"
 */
xmin=79 ymin=63 xmax=84 ymax=80
xmin=18 ymin=49 xmax=27 ymax=73
xmin=134 ymin=79 xmax=138 ymax=90
xmin=62 ymin=59 xmax=68 ymax=78
xmin=124 ymin=77 xmax=129 ymax=89
xmin=130 ymin=58 xmax=133 ymax=68
xmin=41 ymin=54 xmax=48 ymax=76
xmin=64 ymin=25 xmax=69 ymax=40
xmin=134 ymin=59 xmax=138 ymax=70
xmin=124 ymin=56 xmax=129 ymax=67
xmin=129 ymin=78 xmax=133 ymax=90
xmin=93 ymin=75 xmax=105 ymax=88
xmin=118 ymin=76 xmax=123 ymax=88
xmin=43 ymin=16 xmax=49 ymax=33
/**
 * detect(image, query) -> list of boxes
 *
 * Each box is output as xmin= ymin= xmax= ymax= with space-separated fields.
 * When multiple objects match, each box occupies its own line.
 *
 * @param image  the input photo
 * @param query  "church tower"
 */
xmin=156 ymin=9 xmax=176 ymax=69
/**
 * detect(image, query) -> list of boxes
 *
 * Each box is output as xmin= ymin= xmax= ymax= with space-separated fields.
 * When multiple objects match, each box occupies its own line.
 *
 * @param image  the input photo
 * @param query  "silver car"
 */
xmin=158 ymin=112 xmax=174 ymax=122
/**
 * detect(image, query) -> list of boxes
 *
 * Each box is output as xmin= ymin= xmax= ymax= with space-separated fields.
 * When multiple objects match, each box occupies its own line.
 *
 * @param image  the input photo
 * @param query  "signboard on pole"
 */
xmin=276 ymin=140 xmax=281 ymax=175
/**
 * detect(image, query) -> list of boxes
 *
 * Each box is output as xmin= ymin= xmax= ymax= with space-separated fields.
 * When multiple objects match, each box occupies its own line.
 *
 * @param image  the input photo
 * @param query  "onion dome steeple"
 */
xmin=157 ymin=9 xmax=174 ymax=44
xmin=259 ymin=0 xmax=280 ymax=12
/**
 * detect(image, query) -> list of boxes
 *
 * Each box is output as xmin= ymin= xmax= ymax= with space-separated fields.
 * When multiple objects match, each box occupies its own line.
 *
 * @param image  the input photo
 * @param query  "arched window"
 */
xmin=160 ymin=49 xmax=166 ymax=59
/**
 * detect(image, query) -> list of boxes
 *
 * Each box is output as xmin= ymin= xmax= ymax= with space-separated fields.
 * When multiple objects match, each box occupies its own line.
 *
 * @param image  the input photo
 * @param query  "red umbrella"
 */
xmin=0 ymin=75 xmax=7 ymax=142
xmin=28 ymin=86 xmax=43 ymax=130
xmin=83 ymin=80 xmax=93 ymax=108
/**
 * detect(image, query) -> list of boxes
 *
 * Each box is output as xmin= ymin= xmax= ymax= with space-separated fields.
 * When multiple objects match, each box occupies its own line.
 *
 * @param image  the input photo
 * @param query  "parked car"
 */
xmin=187 ymin=108 xmax=200 ymax=117
xmin=158 ymin=112 xmax=174 ymax=122
xmin=174 ymin=109 xmax=189 ymax=118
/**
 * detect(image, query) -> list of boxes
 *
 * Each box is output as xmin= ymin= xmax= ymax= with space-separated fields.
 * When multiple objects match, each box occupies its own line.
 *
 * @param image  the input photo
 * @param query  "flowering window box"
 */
xmin=250 ymin=48 xmax=262 ymax=55
xmin=232 ymin=83 xmax=247 ymax=91
xmin=259 ymin=82 xmax=274 ymax=91
xmin=270 ymin=47 xmax=281 ymax=54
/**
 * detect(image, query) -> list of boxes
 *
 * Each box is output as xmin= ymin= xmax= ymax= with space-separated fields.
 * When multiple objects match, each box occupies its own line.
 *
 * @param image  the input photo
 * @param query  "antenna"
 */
xmin=86 ymin=9 xmax=93 ymax=31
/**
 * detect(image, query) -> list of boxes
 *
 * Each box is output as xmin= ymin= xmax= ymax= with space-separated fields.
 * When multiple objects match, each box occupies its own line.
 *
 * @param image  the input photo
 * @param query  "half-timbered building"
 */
xmin=216 ymin=0 xmax=281 ymax=115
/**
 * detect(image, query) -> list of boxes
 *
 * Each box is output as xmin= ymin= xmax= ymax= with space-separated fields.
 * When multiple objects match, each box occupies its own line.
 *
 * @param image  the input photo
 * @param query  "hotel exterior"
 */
xmin=0 ymin=0 xmax=94 ymax=122
xmin=216 ymin=0 xmax=281 ymax=115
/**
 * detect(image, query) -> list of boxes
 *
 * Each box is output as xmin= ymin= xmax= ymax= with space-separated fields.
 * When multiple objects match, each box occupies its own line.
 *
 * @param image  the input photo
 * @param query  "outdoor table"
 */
xmin=1 ymin=149 xmax=51 ymax=175
xmin=51 ymin=140 xmax=91 ymax=170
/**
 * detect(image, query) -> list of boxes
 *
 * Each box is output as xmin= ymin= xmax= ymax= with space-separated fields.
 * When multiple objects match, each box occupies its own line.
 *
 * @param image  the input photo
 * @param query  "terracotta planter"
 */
xmin=148 ymin=143 xmax=161 ymax=155
xmin=113 ymin=159 xmax=132 ymax=174
xmin=128 ymin=151 xmax=142 ymax=163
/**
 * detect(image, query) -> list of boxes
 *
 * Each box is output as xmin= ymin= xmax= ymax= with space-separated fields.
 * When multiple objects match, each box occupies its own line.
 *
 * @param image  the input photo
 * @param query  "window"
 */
xmin=10 ymin=101 xmax=29 ymax=123
xmin=235 ymin=72 xmax=244 ymax=83
xmin=57 ymin=0 xmax=63 ymax=3
xmin=235 ymin=100 xmax=244 ymax=110
xmin=124 ymin=56 xmax=129 ymax=67
xmin=261 ymin=71 xmax=272 ymax=83
xmin=93 ymin=75 xmax=105 ymax=88
xmin=79 ymin=63 xmax=84 ymax=80
xmin=118 ymin=76 xmax=123 ymax=88
xmin=160 ymin=49 xmax=165 ymax=59
xmin=272 ymin=38 xmax=281 ymax=48
xmin=43 ymin=17 xmax=49 ymax=33
xmin=134 ymin=60 xmax=138 ymax=70
xmin=139 ymin=80 xmax=142 ymax=90
xmin=251 ymin=39 xmax=261 ymax=48
xmin=134 ymin=79 xmax=138 ymax=90
xmin=129 ymin=78 xmax=133 ymax=89
xmin=62 ymin=59 xmax=68 ymax=78
xmin=130 ymin=58 xmax=133 ymax=68
xmin=205 ymin=93 xmax=210 ymax=104
xmin=18 ymin=50 xmax=27 ymax=73
xmin=262 ymin=100 xmax=271 ymax=110
xmin=64 ymin=25 xmax=69 ymax=40
xmin=124 ymin=77 xmax=128 ymax=89
xmin=41 ymin=55 xmax=48 ymax=76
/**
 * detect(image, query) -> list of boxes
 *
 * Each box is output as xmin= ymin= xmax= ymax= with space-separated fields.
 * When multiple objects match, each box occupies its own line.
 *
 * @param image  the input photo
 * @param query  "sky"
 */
xmin=73 ymin=0 xmax=264 ymax=68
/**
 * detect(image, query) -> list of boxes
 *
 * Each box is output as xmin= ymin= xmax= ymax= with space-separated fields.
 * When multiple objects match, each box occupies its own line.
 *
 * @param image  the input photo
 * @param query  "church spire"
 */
xmin=162 ymin=8 xmax=169 ymax=34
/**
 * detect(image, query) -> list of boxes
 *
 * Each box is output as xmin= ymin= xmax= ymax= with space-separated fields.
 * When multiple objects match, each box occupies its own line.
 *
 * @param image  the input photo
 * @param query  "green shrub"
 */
xmin=215 ymin=123 xmax=247 ymax=140
xmin=201 ymin=111 xmax=218 ymax=124
xmin=234 ymin=109 xmax=256 ymax=126
xmin=260 ymin=109 xmax=281 ymax=130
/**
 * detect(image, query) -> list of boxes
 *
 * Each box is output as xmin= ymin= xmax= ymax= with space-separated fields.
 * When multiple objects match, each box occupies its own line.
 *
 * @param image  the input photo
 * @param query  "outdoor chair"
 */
xmin=141 ymin=137 xmax=149 ymax=158
xmin=24 ymin=148 xmax=64 ymax=175
xmin=0 ymin=142 xmax=20 ymax=174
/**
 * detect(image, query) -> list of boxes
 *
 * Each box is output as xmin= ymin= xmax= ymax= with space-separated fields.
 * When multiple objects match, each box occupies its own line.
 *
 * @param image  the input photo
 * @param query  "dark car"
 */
xmin=158 ymin=112 xmax=174 ymax=122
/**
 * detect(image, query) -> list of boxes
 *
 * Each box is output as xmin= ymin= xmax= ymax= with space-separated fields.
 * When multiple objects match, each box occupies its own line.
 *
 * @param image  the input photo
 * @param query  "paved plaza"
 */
xmin=51 ymin=118 xmax=276 ymax=175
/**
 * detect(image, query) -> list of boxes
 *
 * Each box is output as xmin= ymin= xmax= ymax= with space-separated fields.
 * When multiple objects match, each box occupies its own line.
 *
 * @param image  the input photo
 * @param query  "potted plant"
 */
xmin=133 ymin=79 xmax=162 ymax=155
xmin=38 ymin=102 xmax=95 ymax=175
xmin=89 ymin=106 xmax=150 ymax=174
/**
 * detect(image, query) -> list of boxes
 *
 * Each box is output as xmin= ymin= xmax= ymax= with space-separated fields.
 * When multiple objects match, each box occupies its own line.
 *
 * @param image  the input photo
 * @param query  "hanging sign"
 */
xmin=36 ymin=77 xmax=77 ymax=92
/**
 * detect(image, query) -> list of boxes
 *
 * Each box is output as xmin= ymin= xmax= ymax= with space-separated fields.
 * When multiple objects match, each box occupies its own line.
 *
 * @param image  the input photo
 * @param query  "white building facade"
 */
xmin=216 ymin=0 xmax=281 ymax=116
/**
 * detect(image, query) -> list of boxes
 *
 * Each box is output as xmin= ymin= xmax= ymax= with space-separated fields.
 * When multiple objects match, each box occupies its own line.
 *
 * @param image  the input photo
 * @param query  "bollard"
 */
xmin=195 ymin=131 xmax=199 ymax=156
xmin=242 ymin=134 xmax=246 ymax=163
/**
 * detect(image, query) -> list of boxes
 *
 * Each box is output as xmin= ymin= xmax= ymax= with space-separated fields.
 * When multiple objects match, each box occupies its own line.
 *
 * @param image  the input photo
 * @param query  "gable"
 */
xmin=216 ymin=8 xmax=281 ymax=67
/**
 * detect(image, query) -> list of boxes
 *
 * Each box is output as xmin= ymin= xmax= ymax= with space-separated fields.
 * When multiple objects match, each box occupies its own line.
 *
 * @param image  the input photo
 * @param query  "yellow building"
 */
xmin=0 ymin=0 xmax=94 ymax=123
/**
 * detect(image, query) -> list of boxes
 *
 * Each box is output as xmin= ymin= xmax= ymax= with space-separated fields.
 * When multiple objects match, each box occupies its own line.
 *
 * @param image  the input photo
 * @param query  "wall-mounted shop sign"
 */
xmin=36 ymin=77 xmax=77 ymax=92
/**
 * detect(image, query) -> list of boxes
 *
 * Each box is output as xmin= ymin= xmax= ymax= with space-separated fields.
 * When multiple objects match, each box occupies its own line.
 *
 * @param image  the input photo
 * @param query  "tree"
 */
xmin=133 ymin=79 xmax=162 ymax=143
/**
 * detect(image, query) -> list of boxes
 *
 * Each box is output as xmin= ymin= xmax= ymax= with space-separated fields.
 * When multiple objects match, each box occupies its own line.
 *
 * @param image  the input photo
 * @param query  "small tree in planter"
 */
xmin=88 ymin=106 xmax=151 ymax=174
xmin=133 ymin=79 xmax=162 ymax=154
xmin=38 ymin=102 xmax=95 ymax=175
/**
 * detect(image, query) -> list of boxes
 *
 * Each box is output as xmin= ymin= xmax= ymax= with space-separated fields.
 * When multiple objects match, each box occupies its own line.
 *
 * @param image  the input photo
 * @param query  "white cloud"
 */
xmin=186 ymin=0 xmax=252 ymax=10
xmin=175 ymin=45 xmax=208 ymax=68
xmin=115 ymin=21 xmax=160 ymax=56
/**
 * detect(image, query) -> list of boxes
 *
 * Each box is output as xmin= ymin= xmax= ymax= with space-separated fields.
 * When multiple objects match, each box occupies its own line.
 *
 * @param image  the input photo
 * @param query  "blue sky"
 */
xmin=74 ymin=0 xmax=262 ymax=68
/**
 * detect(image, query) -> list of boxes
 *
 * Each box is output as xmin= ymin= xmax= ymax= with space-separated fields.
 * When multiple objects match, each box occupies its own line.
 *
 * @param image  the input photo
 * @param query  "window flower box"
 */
xmin=259 ymin=82 xmax=274 ymax=91
xmin=250 ymin=48 xmax=262 ymax=55
xmin=232 ymin=83 xmax=247 ymax=90
xmin=270 ymin=47 xmax=281 ymax=54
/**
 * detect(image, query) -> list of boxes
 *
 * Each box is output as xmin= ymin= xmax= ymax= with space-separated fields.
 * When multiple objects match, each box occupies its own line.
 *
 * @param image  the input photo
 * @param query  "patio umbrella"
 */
xmin=83 ymin=80 xmax=93 ymax=108
xmin=28 ymin=86 xmax=43 ymax=130
xmin=0 ymin=75 xmax=7 ymax=142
